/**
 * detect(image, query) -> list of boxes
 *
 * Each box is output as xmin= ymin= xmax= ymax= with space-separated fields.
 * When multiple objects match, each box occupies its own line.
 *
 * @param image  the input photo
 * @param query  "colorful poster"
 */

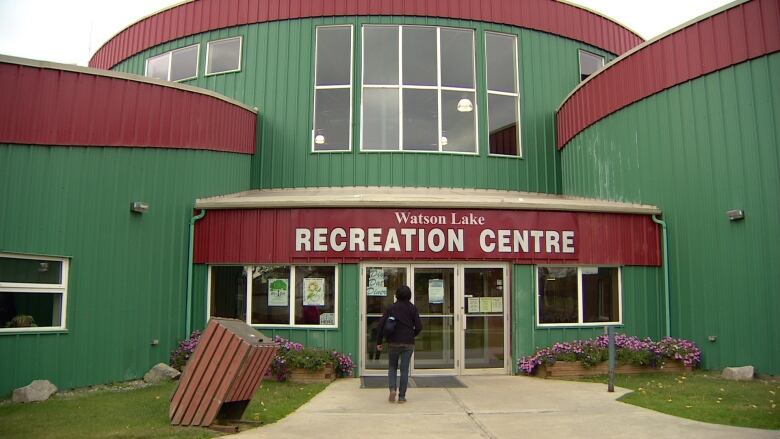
xmin=319 ymin=312 xmax=335 ymax=325
xmin=268 ymin=278 xmax=289 ymax=307
xmin=366 ymin=268 xmax=387 ymax=296
xmin=479 ymin=297 xmax=492 ymax=313
xmin=303 ymin=278 xmax=325 ymax=306
xmin=491 ymin=297 xmax=503 ymax=313
xmin=428 ymin=279 xmax=444 ymax=304
xmin=467 ymin=297 xmax=480 ymax=313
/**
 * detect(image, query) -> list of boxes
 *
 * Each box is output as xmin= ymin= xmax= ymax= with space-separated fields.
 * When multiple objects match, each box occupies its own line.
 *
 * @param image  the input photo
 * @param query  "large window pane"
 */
xmin=0 ymin=257 xmax=62 ymax=284
xmin=440 ymin=28 xmax=474 ymax=88
xmin=170 ymin=45 xmax=198 ymax=81
xmin=441 ymin=90 xmax=476 ymax=153
xmin=0 ymin=292 xmax=61 ymax=328
xmin=294 ymin=266 xmax=336 ymax=326
xmin=403 ymin=89 xmax=438 ymax=151
xmin=250 ymin=266 xmax=291 ymax=325
xmin=316 ymin=27 xmax=352 ymax=86
xmin=402 ymin=26 xmax=437 ymax=86
xmin=488 ymin=93 xmax=518 ymax=156
xmin=146 ymin=53 xmax=169 ymax=80
xmin=206 ymin=37 xmax=241 ymax=75
xmin=364 ymin=26 xmax=399 ymax=85
xmin=582 ymin=267 xmax=619 ymax=323
xmin=314 ymin=88 xmax=351 ymax=151
xmin=486 ymin=33 xmax=517 ymax=93
xmin=579 ymin=50 xmax=604 ymax=82
xmin=362 ymin=88 xmax=399 ymax=150
xmin=210 ymin=266 xmax=246 ymax=320
xmin=537 ymin=267 xmax=578 ymax=324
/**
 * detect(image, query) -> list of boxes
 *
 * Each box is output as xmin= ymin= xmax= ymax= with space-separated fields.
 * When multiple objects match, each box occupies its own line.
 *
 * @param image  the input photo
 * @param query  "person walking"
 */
xmin=376 ymin=285 xmax=422 ymax=403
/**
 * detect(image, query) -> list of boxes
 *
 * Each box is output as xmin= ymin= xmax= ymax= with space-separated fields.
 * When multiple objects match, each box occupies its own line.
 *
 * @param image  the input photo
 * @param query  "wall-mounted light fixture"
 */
xmin=726 ymin=209 xmax=744 ymax=221
xmin=131 ymin=201 xmax=149 ymax=214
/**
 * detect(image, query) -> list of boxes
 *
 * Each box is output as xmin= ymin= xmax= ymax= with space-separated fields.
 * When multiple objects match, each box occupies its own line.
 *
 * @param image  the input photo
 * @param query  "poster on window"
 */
xmin=467 ymin=297 xmax=480 ymax=313
xmin=479 ymin=297 xmax=492 ymax=313
xmin=303 ymin=278 xmax=326 ymax=306
xmin=319 ymin=312 xmax=335 ymax=325
xmin=428 ymin=279 xmax=444 ymax=304
xmin=366 ymin=268 xmax=387 ymax=296
xmin=268 ymin=278 xmax=289 ymax=307
xmin=491 ymin=297 xmax=503 ymax=313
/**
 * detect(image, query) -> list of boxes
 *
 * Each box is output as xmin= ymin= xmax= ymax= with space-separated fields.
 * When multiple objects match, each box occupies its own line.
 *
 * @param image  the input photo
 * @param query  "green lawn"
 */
xmin=578 ymin=372 xmax=779 ymax=430
xmin=0 ymin=379 xmax=328 ymax=439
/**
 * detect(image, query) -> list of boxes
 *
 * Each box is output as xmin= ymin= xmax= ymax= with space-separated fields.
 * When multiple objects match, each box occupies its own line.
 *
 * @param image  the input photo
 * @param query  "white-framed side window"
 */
xmin=536 ymin=266 xmax=622 ymax=326
xmin=312 ymin=25 xmax=353 ymax=152
xmin=578 ymin=49 xmax=604 ymax=82
xmin=485 ymin=31 xmax=521 ymax=157
xmin=208 ymin=264 xmax=339 ymax=328
xmin=205 ymin=36 xmax=242 ymax=76
xmin=0 ymin=253 xmax=68 ymax=332
xmin=361 ymin=25 xmax=478 ymax=154
xmin=144 ymin=44 xmax=199 ymax=82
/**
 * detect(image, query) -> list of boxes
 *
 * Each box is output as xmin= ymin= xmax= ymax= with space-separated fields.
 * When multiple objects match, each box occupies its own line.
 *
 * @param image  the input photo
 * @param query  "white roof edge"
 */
xmin=0 ymin=54 xmax=258 ymax=114
xmin=195 ymin=187 xmax=661 ymax=215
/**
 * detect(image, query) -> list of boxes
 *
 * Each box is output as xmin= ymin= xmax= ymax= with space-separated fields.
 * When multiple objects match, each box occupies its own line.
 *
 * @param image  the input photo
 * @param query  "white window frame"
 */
xmin=360 ymin=25 xmax=479 ymax=155
xmin=535 ymin=265 xmax=622 ymax=327
xmin=205 ymin=36 xmax=243 ymax=76
xmin=312 ymin=25 xmax=354 ymax=153
xmin=144 ymin=44 xmax=200 ymax=82
xmin=485 ymin=31 xmax=522 ymax=158
xmin=207 ymin=264 xmax=339 ymax=329
xmin=578 ymin=49 xmax=604 ymax=82
xmin=0 ymin=252 xmax=68 ymax=333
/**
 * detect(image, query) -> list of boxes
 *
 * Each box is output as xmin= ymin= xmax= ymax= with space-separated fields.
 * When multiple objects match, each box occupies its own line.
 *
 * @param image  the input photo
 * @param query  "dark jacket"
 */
xmin=376 ymin=301 xmax=422 ymax=345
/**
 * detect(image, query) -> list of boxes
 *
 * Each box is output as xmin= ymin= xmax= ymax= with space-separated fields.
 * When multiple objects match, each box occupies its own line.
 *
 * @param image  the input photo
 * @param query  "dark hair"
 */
xmin=395 ymin=285 xmax=412 ymax=302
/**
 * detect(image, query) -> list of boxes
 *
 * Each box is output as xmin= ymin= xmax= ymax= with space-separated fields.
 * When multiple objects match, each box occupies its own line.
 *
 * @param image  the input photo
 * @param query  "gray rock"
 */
xmin=143 ymin=363 xmax=181 ymax=384
xmin=721 ymin=365 xmax=754 ymax=381
xmin=12 ymin=380 xmax=58 ymax=403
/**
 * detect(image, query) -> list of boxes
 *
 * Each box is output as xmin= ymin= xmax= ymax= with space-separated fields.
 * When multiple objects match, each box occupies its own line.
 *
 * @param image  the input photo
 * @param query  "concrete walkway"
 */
xmin=228 ymin=376 xmax=779 ymax=439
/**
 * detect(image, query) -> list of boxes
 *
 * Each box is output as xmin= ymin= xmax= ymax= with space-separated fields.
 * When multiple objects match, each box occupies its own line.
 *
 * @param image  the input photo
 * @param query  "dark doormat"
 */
xmin=361 ymin=376 xmax=465 ymax=389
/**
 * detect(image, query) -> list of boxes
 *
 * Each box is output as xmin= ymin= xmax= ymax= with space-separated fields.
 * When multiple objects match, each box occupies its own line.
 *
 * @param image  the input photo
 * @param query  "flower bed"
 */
xmin=270 ymin=336 xmax=354 ymax=382
xmin=518 ymin=334 xmax=700 ymax=377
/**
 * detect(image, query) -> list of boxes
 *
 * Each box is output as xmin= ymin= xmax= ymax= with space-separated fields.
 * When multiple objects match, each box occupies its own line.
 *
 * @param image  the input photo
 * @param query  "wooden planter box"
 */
xmin=535 ymin=360 xmax=691 ymax=379
xmin=288 ymin=364 xmax=335 ymax=384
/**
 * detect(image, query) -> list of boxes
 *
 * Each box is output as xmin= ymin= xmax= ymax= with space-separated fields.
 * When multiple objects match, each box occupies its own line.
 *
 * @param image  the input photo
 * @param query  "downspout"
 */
xmin=186 ymin=208 xmax=206 ymax=337
xmin=651 ymin=214 xmax=671 ymax=338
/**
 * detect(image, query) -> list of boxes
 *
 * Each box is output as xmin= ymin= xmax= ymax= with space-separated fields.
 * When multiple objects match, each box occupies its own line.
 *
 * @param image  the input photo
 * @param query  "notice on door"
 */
xmin=491 ymin=297 xmax=503 ymax=313
xmin=467 ymin=297 xmax=480 ymax=313
xmin=428 ymin=279 xmax=444 ymax=304
xmin=366 ymin=268 xmax=387 ymax=296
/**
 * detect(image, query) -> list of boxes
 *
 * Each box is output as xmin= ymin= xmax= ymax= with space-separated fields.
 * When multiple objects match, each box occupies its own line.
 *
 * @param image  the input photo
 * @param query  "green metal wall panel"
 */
xmin=191 ymin=263 xmax=360 ymax=373
xmin=0 ymin=145 xmax=250 ymax=396
xmin=511 ymin=264 xmax=664 ymax=372
xmin=560 ymin=53 xmax=780 ymax=374
xmin=113 ymin=17 xmax=613 ymax=194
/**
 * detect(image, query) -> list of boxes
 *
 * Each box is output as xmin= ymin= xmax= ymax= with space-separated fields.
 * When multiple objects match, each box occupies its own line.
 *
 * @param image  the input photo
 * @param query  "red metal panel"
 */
xmin=0 ymin=60 xmax=256 ymax=154
xmin=88 ymin=0 xmax=642 ymax=70
xmin=557 ymin=0 xmax=780 ymax=149
xmin=194 ymin=208 xmax=661 ymax=266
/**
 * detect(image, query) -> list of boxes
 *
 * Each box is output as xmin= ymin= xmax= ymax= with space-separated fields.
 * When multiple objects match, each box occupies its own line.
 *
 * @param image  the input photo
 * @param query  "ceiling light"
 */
xmin=314 ymin=134 xmax=325 ymax=145
xmin=457 ymin=98 xmax=473 ymax=112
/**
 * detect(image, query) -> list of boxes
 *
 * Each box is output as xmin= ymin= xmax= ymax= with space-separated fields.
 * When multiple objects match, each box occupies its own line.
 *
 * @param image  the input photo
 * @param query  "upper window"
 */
xmin=312 ymin=26 xmax=353 ymax=152
xmin=578 ymin=50 xmax=604 ymax=82
xmin=361 ymin=25 xmax=477 ymax=153
xmin=209 ymin=265 xmax=338 ymax=328
xmin=0 ymin=253 xmax=68 ymax=331
xmin=206 ymin=37 xmax=242 ymax=75
xmin=486 ymin=32 xmax=520 ymax=157
xmin=536 ymin=266 xmax=621 ymax=326
xmin=145 ymin=44 xmax=199 ymax=82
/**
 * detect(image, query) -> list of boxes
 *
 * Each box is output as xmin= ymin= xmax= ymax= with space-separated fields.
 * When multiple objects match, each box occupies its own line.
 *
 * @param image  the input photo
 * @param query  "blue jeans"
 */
xmin=388 ymin=344 xmax=414 ymax=398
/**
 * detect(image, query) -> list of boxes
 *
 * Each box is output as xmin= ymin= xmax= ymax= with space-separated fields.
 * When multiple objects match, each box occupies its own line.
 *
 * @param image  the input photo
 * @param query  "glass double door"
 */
xmin=362 ymin=264 xmax=508 ymax=375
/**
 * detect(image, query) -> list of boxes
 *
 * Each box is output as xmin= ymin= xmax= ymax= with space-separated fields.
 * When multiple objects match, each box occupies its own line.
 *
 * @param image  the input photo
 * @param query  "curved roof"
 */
xmin=89 ymin=0 xmax=643 ymax=70
xmin=557 ymin=0 xmax=780 ymax=149
xmin=0 ymin=55 xmax=256 ymax=153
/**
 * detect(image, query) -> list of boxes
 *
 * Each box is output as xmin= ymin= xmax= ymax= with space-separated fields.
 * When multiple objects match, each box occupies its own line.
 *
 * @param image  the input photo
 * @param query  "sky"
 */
xmin=0 ymin=0 xmax=733 ymax=67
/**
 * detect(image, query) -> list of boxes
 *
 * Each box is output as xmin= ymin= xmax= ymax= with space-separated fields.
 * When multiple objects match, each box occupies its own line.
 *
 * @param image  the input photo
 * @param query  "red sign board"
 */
xmin=194 ymin=208 xmax=660 ymax=266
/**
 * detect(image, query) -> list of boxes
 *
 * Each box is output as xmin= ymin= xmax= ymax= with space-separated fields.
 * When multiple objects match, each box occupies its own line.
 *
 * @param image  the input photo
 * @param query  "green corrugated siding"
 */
xmin=191 ymin=263 xmax=360 ymax=372
xmin=0 ymin=145 xmax=250 ymax=396
xmin=561 ymin=53 xmax=780 ymax=374
xmin=511 ymin=265 xmax=664 ymax=372
xmin=113 ymin=17 xmax=613 ymax=194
